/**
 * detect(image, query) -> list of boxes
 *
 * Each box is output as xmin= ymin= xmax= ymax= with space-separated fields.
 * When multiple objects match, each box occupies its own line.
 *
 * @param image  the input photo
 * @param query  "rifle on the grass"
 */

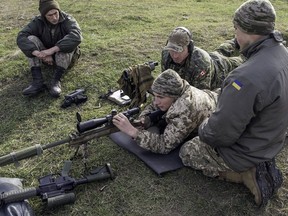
xmin=0 ymin=107 xmax=166 ymax=167
xmin=0 ymin=107 xmax=140 ymax=167
xmin=0 ymin=161 xmax=114 ymax=208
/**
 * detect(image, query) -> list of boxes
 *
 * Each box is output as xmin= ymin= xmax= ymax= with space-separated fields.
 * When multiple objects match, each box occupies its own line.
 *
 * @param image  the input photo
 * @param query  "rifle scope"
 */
xmin=77 ymin=107 xmax=140 ymax=133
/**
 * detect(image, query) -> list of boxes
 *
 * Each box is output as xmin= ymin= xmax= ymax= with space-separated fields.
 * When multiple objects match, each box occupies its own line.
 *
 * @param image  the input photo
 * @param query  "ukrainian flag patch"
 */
xmin=232 ymin=80 xmax=243 ymax=90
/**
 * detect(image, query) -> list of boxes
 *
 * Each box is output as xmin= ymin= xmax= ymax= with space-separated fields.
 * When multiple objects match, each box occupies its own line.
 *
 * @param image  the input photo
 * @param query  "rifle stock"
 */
xmin=0 ymin=162 xmax=114 ymax=208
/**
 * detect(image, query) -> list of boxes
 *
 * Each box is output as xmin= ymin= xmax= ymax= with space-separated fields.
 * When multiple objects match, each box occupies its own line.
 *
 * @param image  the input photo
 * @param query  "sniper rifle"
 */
xmin=0 ymin=107 xmax=140 ymax=167
xmin=0 ymin=108 xmax=165 ymax=167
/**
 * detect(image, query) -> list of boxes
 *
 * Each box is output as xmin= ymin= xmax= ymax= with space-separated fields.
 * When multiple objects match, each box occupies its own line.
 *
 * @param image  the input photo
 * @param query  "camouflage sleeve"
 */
xmin=138 ymin=103 xmax=158 ymax=128
xmin=139 ymin=103 xmax=156 ymax=117
xmin=161 ymin=50 xmax=170 ymax=72
xmin=188 ymin=47 xmax=215 ymax=90
xmin=135 ymin=99 xmax=200 ymax=154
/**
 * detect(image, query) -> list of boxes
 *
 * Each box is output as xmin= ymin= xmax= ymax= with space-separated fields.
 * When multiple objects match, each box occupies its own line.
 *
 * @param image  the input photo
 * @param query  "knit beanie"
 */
xmin=151 ymin=69 xmax=184 ymax=97
xmin=233 ymin=0 xmax=275 ymax=35
xmin=39 ymin=0 xmax=60 ymax=16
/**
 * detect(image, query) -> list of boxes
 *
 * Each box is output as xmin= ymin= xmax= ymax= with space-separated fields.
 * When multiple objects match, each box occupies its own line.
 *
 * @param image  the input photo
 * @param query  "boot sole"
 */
xmin=22 ymin=86 xmax=46 ymax=96
xmin=255 ymin=162 xmax=274 ymax=207
xmin=265 ymin=159 xmax=283 ymax=195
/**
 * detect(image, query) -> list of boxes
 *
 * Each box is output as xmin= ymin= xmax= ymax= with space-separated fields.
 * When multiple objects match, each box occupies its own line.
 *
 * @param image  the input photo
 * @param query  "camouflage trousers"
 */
xmin=179 ymin=136 xmax=233 ymax=177
xmin=209 ymin=38 xmax=246 ymax=88
xmin=27 ymin=35 xmax=75 ymax=69
xmin=216 ymin=38 xmax=240 ymax=57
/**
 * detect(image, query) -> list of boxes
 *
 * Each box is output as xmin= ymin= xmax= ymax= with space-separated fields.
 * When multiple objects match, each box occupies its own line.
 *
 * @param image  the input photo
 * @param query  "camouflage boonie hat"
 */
xmin=163 ymin=27 xmax=192 ymax=52
xmin=151 ymin=69 xmax=184 ymax=97
xmin=233 ymin=0 xmax=275 ymax=35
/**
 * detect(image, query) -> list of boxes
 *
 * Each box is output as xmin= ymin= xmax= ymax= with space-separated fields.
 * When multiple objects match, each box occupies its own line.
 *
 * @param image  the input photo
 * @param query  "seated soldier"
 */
xmin=179 ymin=0 xmax=288 ymax=207
xmin=161 ymin=27 xmax=244 ymax=90
xmin=17 ymin=0 xmax=82 ymax=97
xmin=112 ymin=69 xmax=218 ymax=154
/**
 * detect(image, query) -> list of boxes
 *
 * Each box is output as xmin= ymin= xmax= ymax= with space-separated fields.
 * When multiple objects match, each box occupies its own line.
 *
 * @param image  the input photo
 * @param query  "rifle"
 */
xmin=0 ymin=107 xmax=165 ymax=167
xmin=0 ymin=107 xmax=140 ymax=167
xmin=0 ymin=161 xmax=114 ymax=208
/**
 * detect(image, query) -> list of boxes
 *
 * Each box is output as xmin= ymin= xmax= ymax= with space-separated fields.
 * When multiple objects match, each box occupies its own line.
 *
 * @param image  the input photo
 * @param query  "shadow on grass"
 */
xmin=0 ymin=69 xmax=59 ymax=147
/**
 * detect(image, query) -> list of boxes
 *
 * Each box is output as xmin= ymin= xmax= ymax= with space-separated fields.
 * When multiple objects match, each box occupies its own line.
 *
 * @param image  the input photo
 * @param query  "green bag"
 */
xmin=117 ymin=61 xmax=158 ymax=107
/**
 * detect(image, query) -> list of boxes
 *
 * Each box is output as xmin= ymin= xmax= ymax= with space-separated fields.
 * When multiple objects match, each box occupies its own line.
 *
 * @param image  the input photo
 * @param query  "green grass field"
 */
xmin=1 ymin=0 xmax=288 ymax=215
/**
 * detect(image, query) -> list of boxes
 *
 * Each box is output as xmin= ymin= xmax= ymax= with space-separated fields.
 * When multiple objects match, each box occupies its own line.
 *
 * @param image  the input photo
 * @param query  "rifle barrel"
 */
xmin=0 ymin=138 xmax=70 ymax=167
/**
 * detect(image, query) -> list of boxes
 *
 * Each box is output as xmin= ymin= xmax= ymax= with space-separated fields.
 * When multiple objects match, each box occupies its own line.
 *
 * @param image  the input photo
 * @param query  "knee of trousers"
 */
xmin=179 ymin=140 xmax=198 ymax=162
xmin=55 ymin=52 xmax=74 ymax=69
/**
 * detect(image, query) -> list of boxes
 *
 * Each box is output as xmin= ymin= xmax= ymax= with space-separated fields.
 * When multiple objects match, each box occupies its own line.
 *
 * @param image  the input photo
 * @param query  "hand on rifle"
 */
xmin=112 ymin=113 xmax=139 ymax=139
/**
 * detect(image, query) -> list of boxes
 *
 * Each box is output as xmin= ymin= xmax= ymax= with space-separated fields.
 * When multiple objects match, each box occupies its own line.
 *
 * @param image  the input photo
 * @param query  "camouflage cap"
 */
xmin=163 ymin=27 xmax=192 ymax=52
xmin=233 ymin=0 xmax=275 ymax=35
xmin=151 ymin=69 xmax=184 ymax=97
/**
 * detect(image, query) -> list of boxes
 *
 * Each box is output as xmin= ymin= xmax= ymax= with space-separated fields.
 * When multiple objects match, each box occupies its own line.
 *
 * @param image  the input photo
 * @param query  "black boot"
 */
xmin=22 ymin=67 xmax=45 ymax=96
xmin=49 ymin=66 xmax=65 ymax=98
xmin=265 ymin=158 xmax=283 ymax=196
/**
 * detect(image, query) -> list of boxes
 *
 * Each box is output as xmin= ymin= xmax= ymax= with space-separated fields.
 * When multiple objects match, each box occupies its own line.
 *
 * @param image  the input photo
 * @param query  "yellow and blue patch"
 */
xmin=232 ymin=80 xmax=243 ymax=90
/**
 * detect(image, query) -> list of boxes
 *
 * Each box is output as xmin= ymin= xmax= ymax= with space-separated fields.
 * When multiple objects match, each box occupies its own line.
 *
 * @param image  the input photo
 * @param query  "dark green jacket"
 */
xmin=17 ymin=11 xmax=82 ymax=58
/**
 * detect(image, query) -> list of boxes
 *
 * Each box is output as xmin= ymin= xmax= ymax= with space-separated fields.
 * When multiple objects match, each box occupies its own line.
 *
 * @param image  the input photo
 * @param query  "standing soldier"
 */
xmin=17 ymin=0 xmax=82 ymax=97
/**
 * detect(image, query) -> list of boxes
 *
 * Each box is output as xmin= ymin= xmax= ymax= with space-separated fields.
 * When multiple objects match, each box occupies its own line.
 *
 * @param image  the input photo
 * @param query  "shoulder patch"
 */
xmin=232 ymin=80 xmax=243 ymax=90
xmin=199 ymin=70 xmax=206 ymax=77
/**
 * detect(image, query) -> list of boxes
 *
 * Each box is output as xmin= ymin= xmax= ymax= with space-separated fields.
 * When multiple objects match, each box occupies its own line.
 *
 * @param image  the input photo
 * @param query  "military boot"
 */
xmin=49 ymin=66 xmax=65 ymax=98
xmin=219 ymin=162 xmax=274 ymax=207
xmin=218 ymin=171 xmax=243 ymax=183
xmin=22 ymin=67 xmax=45 ymax=96
xmin=241 ymin=163 xmax=273 ymax=207
xmin=265 ymin=158 xmax=283 ymax=196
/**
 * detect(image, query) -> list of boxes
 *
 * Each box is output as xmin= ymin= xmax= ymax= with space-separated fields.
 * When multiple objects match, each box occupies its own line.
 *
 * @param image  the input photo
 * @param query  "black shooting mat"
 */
xmin=109 ymin=132 xmax=184 ymax=176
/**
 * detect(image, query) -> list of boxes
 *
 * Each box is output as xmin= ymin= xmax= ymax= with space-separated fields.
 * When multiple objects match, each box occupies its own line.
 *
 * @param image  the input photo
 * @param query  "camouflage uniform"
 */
xmin=134 ymin=69 xmax=218 ymax=154
xmin=27 ymin=36 xmax=75 ymax=70
xmin=179 ymin=136 xmax=233 ymax=177
xmin=161 ymin=35 xmax=244 ymax=90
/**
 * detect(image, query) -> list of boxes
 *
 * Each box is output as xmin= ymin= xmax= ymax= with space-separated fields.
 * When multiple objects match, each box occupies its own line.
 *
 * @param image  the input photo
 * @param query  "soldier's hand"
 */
xmin=113 ymin=113 xmax=139 ymax=138
xmin=42 ymin=56 xmax=54 ymax=65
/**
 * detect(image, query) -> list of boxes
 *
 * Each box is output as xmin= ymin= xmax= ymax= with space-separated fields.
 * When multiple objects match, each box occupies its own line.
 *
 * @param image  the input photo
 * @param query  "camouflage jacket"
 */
xmin=161 ymin=46 xmax=216 ymax=90
xmin=17 ymin=11 xmax=82 ymax=58
xmin=135 ymin=80 xmax=218 ymax=154
xmin=161 ymin=44 xmax=244 ymax=90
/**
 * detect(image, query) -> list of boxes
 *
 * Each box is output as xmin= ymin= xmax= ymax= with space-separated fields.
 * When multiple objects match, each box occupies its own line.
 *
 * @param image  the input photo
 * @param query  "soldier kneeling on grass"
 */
xmin=17 ymin=0 xmax=82 ymax=97
xmin=180 ymin=0 xmax=288 ymax=207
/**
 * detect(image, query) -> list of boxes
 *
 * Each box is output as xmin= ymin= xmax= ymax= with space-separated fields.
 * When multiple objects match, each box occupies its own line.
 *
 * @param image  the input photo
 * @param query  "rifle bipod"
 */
xmin=70 ymin=142 xmax=90 ymax=170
